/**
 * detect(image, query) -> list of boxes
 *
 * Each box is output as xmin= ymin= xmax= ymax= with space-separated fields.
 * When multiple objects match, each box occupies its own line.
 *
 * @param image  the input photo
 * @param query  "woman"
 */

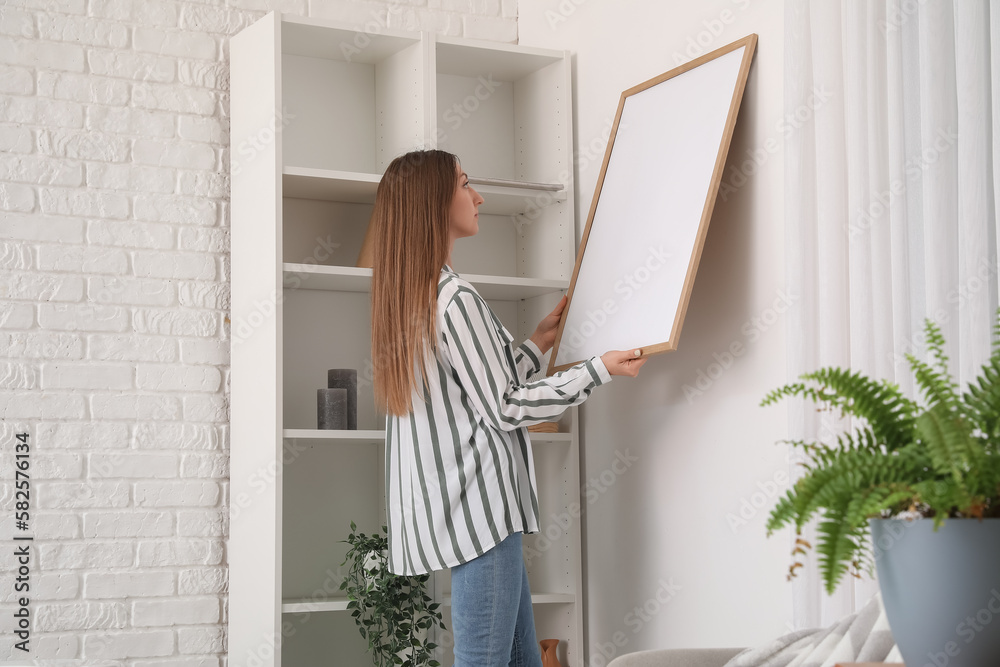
xmin=370 ymin=149 xmax=647 ymax=666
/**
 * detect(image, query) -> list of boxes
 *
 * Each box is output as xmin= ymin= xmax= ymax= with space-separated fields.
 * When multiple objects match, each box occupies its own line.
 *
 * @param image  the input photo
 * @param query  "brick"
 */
xmin=0 ymin=271 xmax=83 ymax=301
xmin=177 ymin=171 xmax=228 ymax=198
xmin=37 ymin=70 xmax=130 ymax=105
xmin=18 ymin=633 xmax=78 ymax=659
xmin=136 ymin=1 xmax=180 ymax=27
xmin=0 ymin=331 xmax=85 ymax=360
xmin=87 ymin=106 xmax=175 ymax=138
xmin=0 ymin=181 xmax=34 ymax=211
xmin=35 ymin=420 xmax=130 ymax=449
xmin=40 ymin=361 xmax=130 ymax=391
xmin=0 ymin=211 xmax=83 ymax=243
xmin=133 ymin=251 xmax=215 ymax=280
xmin=309 ymin=0 xmax=391 ymax=26
xmin=38 ymin=186 xmax=129 ymax=219
xmin=90 ymin=393 xmax=182 ymax=421
xmin=179 ymin=339 xmax=228 ymax=365
xmin=0 ymin=155 xmax=85 ymax=187
xmin=87 ymin=48 xmax=175 ymax=82
xmin=38 ymin=98 xmax=85 ymax=128
xmin=0 ymin=392 xmax=86 ymax=419
xmin=0 ymin=451 xmax=82 ymax=478
xmin=133 ymin=81 xmax=216 ymax=115
xmin=134 ymin=27 xmax=217 ymax=61
xmin=0 ymin=64 xmax=33 ymax=94
xmin=177 ymin=228 xmax=228 ymax=254
xmin=183 ymin=394 xmax=228 ymax=422
xmin=89 ymin=452 xmax=177 ymax=479
xmin=39 ymin=541 xmax=132 ymax=569
xmin=461 ymin=14 xmax=516 ymax=41
xmin=135 ymin=481 xmax=220 ymax=508
xmin=387 ymin=7 xmax=462 ymax=35
xmin=84 ymin=510 xmax=174 ymax=537
xmin=87 ymin=219 xmax=175 ymax=249
xmin=134 ymin=194 xmax=216 ymax=227
xmin=88 ymin=334 xmax=178 ymax=363
xmin=133 ymin=308 xmax=218 ymax=337
xmin=85 ymin=571 xmax=174 ymax=598
xmin=36 ymin=601 xmax=128 ymax=632
xmin=87 ymin=163 xmax=174 ymax=194
xmin=135 ymin=658 xmax=220 ymax=667
xmin=133 ymin=138 xmax=215 ymax=169
xmin=177 ymin=60 xmax=228 ymax=90
xmin=37 ymin=14 xmax=128 ymax=48
xmin=0 ymin=36 xmax=85 ymax=71
xmin=179 ymin=454 xmax=228 ymax=479
xmin=177 ymin=625 xmax=226 ymax=654
xmin=33 ymin=512 xmax=82 ymax=539
xmin=88 ymin=276 xmax=176 ymax=307
xmin=0 ymin=94 xmax=35 ymax=123
xmin=3 ymin=0 xmax=85 ymax=14
xmin=132 ymin=422 xmax=221 ymax=450
xmin=0 ymin=7 xmax=34 ymax=38
xmin=37 ymin=128 xmax=129 ymax=161
xmin=36 ymin=244 xmax=129 ymax=274
xmin=0 ymin=360 xmax=36 ymax=389
xmin=36 ymin=481 xmax=130 ymax=509
xmin=84 ymin=629 xmax=174 ymax=659
xmin=133 ymin=596 xmax=219 ymax=626
xmin=178 ymin=115 xmax=226 ymax=144
xmin=179 ymin=4 xmax=258 ymax=34
xmin=177 ymin=510 xmax=228 ymax=539
xmin=38 ymin=303 xmax=129 ymax=332
xmin=137 ymin=365 xmax=222 ymax=392
xmin=136 ymin=539 xmax=224 ymax=567
xmin=0 ymin=572 xmax=79 ymax=602
xmin=0 ymin=124 xmax=32 ymax=153
xmin=0 ymin=241 xmax=32 ymax=270
xmin=0 ymin=301 xmax=34 ymax=328
xmin=177 ymin=281 xmax=228 ymax=310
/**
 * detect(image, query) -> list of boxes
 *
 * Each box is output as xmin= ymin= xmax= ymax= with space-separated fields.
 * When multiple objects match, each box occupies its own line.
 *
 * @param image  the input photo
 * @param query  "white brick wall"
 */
xmin=0 ymin=0 xmax=517 ymax=664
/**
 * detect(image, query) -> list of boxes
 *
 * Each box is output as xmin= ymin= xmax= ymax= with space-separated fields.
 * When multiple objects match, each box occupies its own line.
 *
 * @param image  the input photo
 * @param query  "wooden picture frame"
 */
xmin=547 ymin=34 xmax=758 ymax=374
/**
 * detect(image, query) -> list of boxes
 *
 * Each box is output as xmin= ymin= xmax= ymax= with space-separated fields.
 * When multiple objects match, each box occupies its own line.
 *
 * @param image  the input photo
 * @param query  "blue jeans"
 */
xmin=450 ymin=531 xmax=543 ymax=667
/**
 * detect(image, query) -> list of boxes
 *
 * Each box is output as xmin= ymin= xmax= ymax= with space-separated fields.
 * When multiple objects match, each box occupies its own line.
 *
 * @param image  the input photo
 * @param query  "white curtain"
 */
xmin=784 ymin=0 xmax=1000 ymax=628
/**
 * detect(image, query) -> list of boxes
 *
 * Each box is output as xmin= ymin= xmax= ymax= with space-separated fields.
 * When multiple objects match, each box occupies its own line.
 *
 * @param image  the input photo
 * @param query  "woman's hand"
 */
xmin=529 ymin=294 xmax=568 ymax=355
xmin=601 ymin=349 xmax=648 ymax=377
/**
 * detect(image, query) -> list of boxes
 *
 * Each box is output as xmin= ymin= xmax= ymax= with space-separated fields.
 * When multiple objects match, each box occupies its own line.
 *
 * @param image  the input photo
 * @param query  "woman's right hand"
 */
xmin=601 ymin=349 xmax=648 ymax=377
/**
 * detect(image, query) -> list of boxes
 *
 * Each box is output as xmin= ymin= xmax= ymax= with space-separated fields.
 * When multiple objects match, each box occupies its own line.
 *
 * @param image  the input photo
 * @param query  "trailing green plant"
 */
xmin=760 ymin=314 xmax=1000 ymax=594
xmin=340 ymin=522 xmax=445 ymax=667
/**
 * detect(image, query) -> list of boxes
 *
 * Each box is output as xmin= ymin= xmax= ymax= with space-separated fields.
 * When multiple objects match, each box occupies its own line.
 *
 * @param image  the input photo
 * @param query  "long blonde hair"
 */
xmin=370 ymin=149 xmax=458 ymax=416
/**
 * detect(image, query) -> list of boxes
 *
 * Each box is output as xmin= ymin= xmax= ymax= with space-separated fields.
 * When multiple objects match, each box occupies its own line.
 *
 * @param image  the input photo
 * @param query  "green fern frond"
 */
xmin=916 ymin=404 xmax=977 ymax=482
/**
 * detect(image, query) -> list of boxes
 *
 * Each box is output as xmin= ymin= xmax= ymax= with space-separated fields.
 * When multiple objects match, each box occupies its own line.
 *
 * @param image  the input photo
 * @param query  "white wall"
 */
xmin=0 ymin=0 xmax=514 ymax=662
xmin=518 ymin=0 xmax=794 ymax=661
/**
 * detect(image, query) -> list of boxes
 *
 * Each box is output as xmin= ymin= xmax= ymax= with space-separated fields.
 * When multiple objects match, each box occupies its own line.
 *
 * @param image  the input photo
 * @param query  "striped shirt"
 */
xmin=385 ymin=263 xmax=613 ymax=575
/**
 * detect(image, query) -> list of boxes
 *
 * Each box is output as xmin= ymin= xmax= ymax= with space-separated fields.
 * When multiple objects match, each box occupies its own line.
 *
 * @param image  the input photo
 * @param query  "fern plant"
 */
xmin=761 ymin=315 xmax=1000 ymax=594
xmin=340 ymin=522 xmax=446 ymax=667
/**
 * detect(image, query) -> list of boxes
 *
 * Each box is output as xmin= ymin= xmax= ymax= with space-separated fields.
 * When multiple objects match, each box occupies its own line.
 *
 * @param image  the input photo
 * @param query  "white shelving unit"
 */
xmin=231 ymin=11 xmax=584 ymax=666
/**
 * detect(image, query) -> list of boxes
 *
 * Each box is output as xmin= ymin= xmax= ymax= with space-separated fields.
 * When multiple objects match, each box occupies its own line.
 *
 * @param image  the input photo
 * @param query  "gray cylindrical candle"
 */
xmin=327 ymin=369 xmax=358 ymax=430
xmin=317 ymin=388 xmax=348 ymax=430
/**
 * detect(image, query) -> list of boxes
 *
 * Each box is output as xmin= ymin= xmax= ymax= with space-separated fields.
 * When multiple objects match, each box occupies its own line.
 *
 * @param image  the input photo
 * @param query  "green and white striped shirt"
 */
xmin=385 ymin=263 xmax=613 ymax=575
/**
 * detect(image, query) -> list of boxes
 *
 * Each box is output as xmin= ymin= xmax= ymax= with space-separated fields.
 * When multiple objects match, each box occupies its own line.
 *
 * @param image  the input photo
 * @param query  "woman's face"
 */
xmin=448 ymin=162 xmax=484 ymax=240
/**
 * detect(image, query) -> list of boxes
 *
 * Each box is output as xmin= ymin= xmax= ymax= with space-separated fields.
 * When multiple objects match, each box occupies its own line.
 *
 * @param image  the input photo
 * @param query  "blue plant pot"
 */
xmin=871 ymin=518 xmax=1000 ymax=667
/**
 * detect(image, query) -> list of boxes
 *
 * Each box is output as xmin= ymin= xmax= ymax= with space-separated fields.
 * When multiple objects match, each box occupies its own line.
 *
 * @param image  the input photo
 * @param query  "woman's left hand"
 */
xmin=530 ymin=294 xmax=568 ymax=355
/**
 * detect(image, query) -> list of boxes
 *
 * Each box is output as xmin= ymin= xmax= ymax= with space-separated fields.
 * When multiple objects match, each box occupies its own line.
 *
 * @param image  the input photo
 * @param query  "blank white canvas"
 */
xmin=554 ymin=46 xmax=747 ymax=367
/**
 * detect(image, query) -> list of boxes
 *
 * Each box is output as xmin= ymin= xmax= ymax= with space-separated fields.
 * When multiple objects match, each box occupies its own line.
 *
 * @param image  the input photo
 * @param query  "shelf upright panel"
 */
xmin=230 ymin=10 xmax=284 ymax=667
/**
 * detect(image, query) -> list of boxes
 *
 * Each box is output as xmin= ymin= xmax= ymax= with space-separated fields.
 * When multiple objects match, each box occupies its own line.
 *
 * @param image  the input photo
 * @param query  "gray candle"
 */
xmin=327 ymin=369 xmax=357 ymax=430
xmin=317 ymin=388 xmax=348 ymax=430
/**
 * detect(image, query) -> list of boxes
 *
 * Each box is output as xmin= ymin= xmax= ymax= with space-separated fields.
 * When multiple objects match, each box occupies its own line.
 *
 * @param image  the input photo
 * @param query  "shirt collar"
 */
xmin=441 ymin=263 xmax=458 ymax=276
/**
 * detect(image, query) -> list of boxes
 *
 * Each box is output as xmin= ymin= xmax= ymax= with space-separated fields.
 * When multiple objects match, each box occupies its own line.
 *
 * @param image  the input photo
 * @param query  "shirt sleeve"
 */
xmin=443 ymin=290 xmax=612 ymax=432
xmin=513 ymin=338 xmax=544 ymax=384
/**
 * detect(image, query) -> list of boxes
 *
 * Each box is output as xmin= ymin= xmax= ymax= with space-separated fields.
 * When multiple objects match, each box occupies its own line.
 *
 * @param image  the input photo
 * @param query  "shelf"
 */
xmin=282 ymin=597 xmax=351 ymax=614
xmin=442 ymin=592 xmax=574 ymax=606
xmin=283 ymin=429 xmax=385 ymax=444
xmin=281 ymin=14 xmax=420 ymax=62
xmin=282 ymin=429 xmax=572 ymax=445
xmin=283 ymin=263 xmax=569 ymax=300
xmin=282 ymin=166 xmax=565 ymax=215
xmin=435 ymin=36 xmax=563 ymax=79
